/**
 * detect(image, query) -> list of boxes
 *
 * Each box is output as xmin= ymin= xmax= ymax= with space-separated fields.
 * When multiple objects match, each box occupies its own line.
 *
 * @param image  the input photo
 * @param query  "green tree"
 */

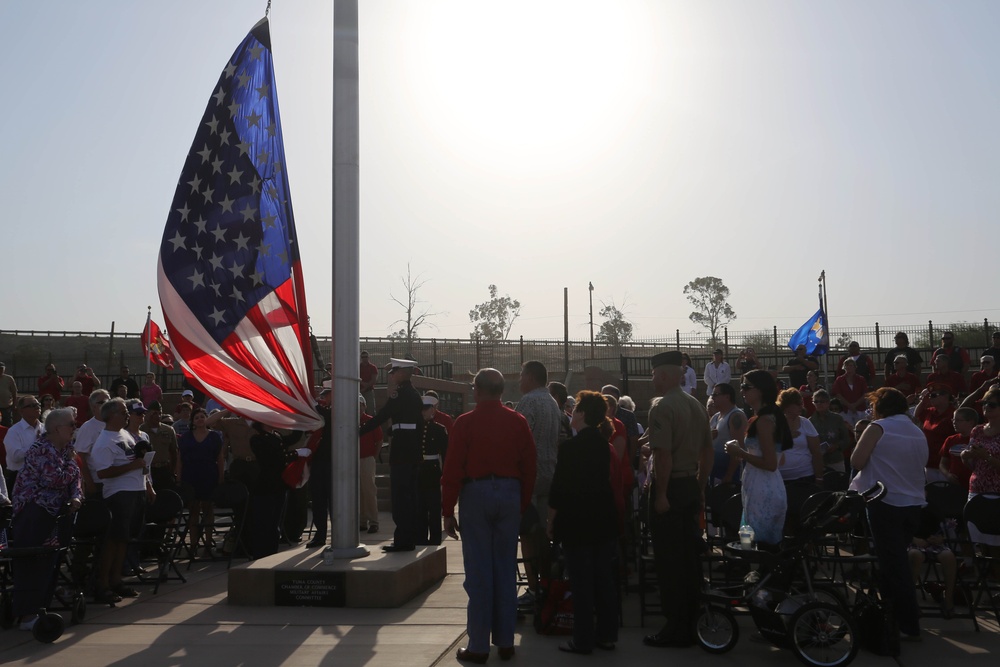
xmin=469 ymin=284 xmax=521 ymax=341
xmin=684 ymin=276 xmax=736 ymax=346
xmin=595 ymin=302 xmax=634 ymax=349
xmin=915 ymin=322 xmax=990 ymax=350
xmin=387 ymin=264 xmax=438 ymax=353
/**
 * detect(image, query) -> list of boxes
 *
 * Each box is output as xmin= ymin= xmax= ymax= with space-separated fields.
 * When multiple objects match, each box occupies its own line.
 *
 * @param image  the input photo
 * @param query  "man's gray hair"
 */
xmin=44 ymin=407 xmax=76 ymax=432
xmin=473 ymin=368 xmax=505 ymax=398
xmin=89 ymin=389 xmax=111 ymax=407
xmin=100 ymin=397 xmax=127 ymax=422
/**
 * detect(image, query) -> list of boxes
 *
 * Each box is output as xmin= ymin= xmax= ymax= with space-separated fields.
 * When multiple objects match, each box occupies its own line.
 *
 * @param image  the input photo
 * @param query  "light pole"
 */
xmin=589 ymin=281 xmax=594 ymax=359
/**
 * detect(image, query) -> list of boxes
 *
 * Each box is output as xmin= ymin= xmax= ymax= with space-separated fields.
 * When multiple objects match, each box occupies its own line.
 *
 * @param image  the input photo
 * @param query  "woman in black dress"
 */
xmin=547 ymin=391 xmax=620 ymax=654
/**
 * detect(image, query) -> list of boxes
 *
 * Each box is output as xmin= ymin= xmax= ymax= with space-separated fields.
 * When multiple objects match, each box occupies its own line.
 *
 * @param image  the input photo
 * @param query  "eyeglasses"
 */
xmin=984 ymin=402 xmax=1000 ymax=410
xmin=740 ymin=383 xmax=754 ymax=391
xmin=929 ymin=391 xmax=948 ymax=399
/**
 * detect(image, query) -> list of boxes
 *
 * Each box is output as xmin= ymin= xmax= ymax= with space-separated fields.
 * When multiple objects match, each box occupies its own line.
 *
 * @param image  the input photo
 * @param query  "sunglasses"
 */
xmin=929 ymin=391 xmax=949 ymax=399
xmin=740 ymin=383 xmax=754 ymax=391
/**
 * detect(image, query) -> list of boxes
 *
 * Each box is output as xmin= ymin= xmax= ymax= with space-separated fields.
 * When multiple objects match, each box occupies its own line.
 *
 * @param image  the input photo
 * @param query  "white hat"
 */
xmin=388 ymin=357 xmax=419 ymax=371
xmin=181 ymin=389 xmax=194 ymax=397
xmin=422 ymin=395 xmax=438 ymax=407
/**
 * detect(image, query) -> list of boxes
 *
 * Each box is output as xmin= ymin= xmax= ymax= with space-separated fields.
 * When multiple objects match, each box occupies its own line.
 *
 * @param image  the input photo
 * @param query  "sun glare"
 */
xmin=397 ymin=2 xmax=659 ymax=175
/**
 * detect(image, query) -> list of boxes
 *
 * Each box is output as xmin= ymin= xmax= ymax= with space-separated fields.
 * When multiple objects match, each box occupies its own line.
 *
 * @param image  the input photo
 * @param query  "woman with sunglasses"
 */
xmin=914 ymin=382 xmax=956 ymax=483
xmin=724 ymin=370 xmax=793 ymax=547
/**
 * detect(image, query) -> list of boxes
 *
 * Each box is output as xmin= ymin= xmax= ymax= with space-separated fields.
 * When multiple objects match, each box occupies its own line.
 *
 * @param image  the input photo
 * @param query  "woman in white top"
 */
xmin=850 ymin=387 xmax=926 ymax=641
xmin=680 ymin=353 xmax=697 ymax=396
xmin=776 ymin=388 xmax=824 ymax=485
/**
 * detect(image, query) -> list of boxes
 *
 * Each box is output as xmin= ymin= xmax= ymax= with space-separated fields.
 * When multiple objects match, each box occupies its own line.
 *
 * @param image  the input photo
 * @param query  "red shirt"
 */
xmin=885 ymin=372 xmax=921 ymax=396
xmin=832 ymin=374 xmax=868 ymax=409
xmin=970 ymin=371 xmax=997 ymax=393
xmin=63 ymin=395 xmax=91 ymax=426
xmin=922 ymin=406 xmax=956 ymax=469
xmin=926 ymin=371 xmax=966 ymax=396
xmin=441 ymin=400 xmax=537 ymax=516
xmin=359 ymin=413 xmax=383 ymax=459
xmin=37 ymin=374 xmax=64 ymax=402
xmin=432 ymin=410 xmax=454 ymax=432
xmin=360 ymin=361 xmax=379 ymax=392
xmin=74 ymin=373 xmax=97 ymax=396
xmin=939 ymin=433 xmax=971 ymax=491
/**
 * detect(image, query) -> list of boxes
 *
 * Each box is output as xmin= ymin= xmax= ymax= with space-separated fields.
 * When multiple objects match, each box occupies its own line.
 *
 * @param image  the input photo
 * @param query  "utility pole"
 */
xmin=589 ymin=281 xmax=594 ymax=359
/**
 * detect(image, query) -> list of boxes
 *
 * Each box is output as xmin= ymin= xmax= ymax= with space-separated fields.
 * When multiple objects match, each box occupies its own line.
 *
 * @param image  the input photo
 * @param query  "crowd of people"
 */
xmin=3 ymin=329 xmax=1000 ymax=648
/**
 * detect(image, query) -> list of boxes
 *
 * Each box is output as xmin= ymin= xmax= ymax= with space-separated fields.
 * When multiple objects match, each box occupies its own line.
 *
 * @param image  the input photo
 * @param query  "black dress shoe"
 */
xmin=498 ymin=646 xmax=515 ymax=660
xmin=456 ymin=647 xmax=489 ymax=664
xmin=643 ymin=632 xmax=695 ymax=648
xmin=381 ymin=543 xmax=415 ymax=552
xmin=558 ymin=641 xmax=592 ymax=655
xmin=305 ymin=538 xmax=326 ymax=548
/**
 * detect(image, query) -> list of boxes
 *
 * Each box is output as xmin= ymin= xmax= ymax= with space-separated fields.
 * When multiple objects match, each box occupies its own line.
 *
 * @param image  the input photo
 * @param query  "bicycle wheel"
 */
xmin=696 ymin=604 xmax=739 ymax=654
xmin=789 ymin=601 xmax=858 ymax=667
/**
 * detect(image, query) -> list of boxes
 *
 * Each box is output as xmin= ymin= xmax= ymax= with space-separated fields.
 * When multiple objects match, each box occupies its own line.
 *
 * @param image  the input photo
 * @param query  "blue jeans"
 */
xmin=564 ymin=539 xmax=619 ymax=650
xmin=459 ymin=478 xmax=521 ymax=652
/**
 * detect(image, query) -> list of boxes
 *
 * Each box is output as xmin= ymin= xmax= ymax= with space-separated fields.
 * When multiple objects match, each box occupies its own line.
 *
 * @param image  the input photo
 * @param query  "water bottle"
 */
xmin=739 ymin=523 xmax=755 ymax=550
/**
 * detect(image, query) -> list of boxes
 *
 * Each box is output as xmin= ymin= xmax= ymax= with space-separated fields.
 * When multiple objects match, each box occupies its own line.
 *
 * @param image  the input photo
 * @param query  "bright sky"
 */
xmin=2 ymin=1 xmax=998 ymax=341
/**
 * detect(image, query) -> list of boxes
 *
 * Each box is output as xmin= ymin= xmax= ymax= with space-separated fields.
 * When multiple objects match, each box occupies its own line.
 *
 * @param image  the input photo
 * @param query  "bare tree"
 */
xmin=388 ymin=264 xmax=439 ymax=353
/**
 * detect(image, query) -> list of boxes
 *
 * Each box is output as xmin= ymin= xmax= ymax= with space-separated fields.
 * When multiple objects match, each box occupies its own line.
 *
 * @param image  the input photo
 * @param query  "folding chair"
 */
xmin=132 ymin=489 xmax=186 ymax=593
xmin=962 ymin=494 xmax=1000 ymax=625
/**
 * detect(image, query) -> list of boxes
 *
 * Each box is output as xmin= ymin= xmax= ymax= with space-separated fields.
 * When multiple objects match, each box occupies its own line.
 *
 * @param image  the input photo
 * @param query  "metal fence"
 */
xmin=1 ymin=318 xmax=997 ymax=393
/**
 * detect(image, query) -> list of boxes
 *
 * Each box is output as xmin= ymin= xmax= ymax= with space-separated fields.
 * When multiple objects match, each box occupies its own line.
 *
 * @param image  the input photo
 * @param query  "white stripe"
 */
xmin=157 ymin=258 xmax=323 ymax=431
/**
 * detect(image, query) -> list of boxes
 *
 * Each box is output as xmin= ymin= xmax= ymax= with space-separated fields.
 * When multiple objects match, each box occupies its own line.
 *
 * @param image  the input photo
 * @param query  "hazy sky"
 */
xmin=2 ymin=1 xmax=997 ymax=342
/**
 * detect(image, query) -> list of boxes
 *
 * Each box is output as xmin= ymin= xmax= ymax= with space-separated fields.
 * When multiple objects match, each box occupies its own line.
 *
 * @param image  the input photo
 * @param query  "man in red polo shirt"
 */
xmin=442 ymin=368 xmax=536 ymax=664
xmin=926 ymin=354 xmax=966 ymax=397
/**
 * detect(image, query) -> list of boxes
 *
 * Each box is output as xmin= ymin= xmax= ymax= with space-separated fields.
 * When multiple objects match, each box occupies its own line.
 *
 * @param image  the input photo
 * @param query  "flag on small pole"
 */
xmin=788 ymin=287 xmax=830 ymax=356
xmin=141 ymin=312 xmax=176 ymax=370
xmin=157 ymin=18 xmax=322 ymax=431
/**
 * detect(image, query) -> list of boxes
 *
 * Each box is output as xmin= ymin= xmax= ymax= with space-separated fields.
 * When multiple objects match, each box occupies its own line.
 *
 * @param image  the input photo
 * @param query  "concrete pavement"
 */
xmin=2 ymin=515 xmax=998 ymax=666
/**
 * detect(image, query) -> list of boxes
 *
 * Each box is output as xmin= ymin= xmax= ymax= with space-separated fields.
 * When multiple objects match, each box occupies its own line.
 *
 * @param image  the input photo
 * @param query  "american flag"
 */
xmin=157 ymin=18 xmax=323 ymax=431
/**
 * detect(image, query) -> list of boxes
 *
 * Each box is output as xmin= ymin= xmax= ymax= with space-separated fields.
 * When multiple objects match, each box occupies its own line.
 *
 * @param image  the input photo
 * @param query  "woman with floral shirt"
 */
xmin=10 ymin=408 xmax=83 ymax=631
xmin=961 ymin=386 xmax=1000 ymax=549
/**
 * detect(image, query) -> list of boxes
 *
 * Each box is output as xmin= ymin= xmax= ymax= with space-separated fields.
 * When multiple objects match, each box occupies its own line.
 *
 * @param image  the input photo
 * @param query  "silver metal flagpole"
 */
xmin=145 ymin=306 xmax=152 ymax=375
xmin=819 ymin=271 xmax=828 ymax=385
xmin=328 ymin=0 xmax=367 ymax=560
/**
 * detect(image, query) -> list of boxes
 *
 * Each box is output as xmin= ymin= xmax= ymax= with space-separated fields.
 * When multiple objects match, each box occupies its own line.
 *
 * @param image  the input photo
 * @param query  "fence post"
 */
xmin=519 ymin=335 xmax=524 ymax=366
xmin=928 ymin=320 xmax=934 ymax=352
xmin=874 ymin=322 xmax=881 ymax=362
xmin=675 ymin=330 xmax=680 ymax=351
xmin=773 ymin=326 xmax=779 ymax=370
xmin=475 ymin=337 xmax=481 ymax=371
xmin=433 ymin=339 xmax=438 ymax=365
xmin=106 ymin=321 xmax=116 ymax=379
xmin=723 ymin=326 xmax=729 ymax=360
xmin=985 ymin=318 xmax=991 ymax=347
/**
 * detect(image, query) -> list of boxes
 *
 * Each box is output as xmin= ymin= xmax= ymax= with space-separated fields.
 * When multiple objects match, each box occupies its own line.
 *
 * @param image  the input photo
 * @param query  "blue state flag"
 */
xmin=788 ymin=303 xmax=829 ymax=356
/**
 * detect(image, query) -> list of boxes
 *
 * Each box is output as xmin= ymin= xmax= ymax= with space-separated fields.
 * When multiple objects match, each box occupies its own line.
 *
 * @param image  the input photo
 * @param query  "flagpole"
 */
xmin=328 ymin=0 xmax=367 ymax=561
xmin=145 ymin=306 xmax=152 ymax=375
xmin=819 ymin=271 xmax=828 ymax=386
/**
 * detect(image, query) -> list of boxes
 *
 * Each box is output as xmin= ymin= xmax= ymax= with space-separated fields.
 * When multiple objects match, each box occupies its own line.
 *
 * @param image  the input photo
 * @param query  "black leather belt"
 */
xmin=467 ymin=474 xmax=517 ymax=483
